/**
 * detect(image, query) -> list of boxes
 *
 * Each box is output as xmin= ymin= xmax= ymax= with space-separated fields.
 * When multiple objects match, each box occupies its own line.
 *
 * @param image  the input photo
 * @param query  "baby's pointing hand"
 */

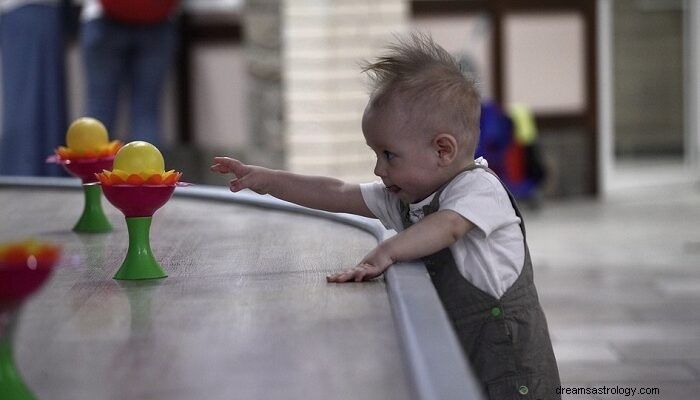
xmin=210 ymin=156 xmax=272 ymax=194
xmin=210 ymin=156 xmax=248 ymax=175
xmin=210 ymin=156 xmax=252 ymax=192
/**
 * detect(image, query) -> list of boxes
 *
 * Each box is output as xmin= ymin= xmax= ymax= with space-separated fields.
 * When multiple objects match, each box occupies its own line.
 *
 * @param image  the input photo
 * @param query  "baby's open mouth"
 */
xmin=386 ymin=185 xmax=401 ymax=193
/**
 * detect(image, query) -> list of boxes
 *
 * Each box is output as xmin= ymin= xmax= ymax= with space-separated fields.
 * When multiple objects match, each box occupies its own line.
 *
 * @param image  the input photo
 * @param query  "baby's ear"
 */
xmin=433 ymin=133 xmax=458 ymax=165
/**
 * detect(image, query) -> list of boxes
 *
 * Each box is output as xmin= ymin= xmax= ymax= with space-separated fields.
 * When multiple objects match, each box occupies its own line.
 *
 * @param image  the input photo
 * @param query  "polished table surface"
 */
xmin=0 ymin=185 xmax=413 ymax=400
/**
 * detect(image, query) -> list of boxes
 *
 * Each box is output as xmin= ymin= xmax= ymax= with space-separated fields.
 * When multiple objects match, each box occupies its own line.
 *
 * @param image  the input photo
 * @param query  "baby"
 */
xmin=211 ymin=33 xmax=560 ymax=399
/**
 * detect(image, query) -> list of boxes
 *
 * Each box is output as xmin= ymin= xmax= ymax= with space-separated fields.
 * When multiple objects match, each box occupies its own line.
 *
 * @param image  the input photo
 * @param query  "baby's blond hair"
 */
xmin=362 ymin=32 xmax=480 ymax=157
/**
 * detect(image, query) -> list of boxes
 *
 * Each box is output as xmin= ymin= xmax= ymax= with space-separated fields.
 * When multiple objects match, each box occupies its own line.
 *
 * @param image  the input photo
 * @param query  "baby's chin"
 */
xmin=386 ymin=185 xmax=408 ymax=201
xmin=398 ymin=191 xmax=422 ymax=204
xmin=407 ymin=191 xmax=436 ymax=204
xmin=385 ymin=185 xmax=429 ymax=203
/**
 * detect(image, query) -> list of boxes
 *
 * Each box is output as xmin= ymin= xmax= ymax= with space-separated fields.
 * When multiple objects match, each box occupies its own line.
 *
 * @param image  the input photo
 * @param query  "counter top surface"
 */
xmin=1 ymin=186 xmax=412 ymax=400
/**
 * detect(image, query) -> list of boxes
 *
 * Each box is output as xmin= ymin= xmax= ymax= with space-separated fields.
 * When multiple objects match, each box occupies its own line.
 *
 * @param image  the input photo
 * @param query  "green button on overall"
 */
xmin=491 ymin=307 xmax=501 ymax=317
xmin=519 ymin=385 xmax=529 ymax=395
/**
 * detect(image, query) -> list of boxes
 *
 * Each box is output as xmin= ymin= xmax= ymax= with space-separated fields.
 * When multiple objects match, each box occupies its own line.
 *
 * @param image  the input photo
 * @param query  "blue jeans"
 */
xmin=0 ymin=4 xmax=67 ymax=176
xmin=81 ymin=17 xmax=176 ymax=147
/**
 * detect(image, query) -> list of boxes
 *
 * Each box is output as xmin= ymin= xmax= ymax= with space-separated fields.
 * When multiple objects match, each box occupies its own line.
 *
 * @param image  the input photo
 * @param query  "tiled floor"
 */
xmin=522 ymin=183 xmax=700 ymax=400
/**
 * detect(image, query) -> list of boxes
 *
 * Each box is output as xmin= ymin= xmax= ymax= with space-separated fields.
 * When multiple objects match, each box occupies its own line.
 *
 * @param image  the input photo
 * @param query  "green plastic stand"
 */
xmin=113 ymin=217 xmax=167 ymax=280
xmin=0 ymin=314 xmax=35 ymax=400
xmin=73 ymin=183 xmax=112 ymax=233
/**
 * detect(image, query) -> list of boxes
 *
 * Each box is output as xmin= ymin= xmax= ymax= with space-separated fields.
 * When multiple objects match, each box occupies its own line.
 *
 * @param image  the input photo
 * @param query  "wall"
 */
xmin=1 ymin=1 xmax=601 ymax=196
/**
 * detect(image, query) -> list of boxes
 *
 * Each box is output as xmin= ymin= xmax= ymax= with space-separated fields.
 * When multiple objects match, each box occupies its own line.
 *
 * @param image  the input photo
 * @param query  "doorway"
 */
xmin=599 ymin=0 xmax=700 ymax=194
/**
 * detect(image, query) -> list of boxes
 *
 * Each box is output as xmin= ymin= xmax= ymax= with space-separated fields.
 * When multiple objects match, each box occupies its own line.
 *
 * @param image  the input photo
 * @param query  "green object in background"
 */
xmin=0 ymin=323 xmax=36 ymax=400
xmin=113 ymin=217 xmax=167 ymax=280
xmin=73 ymin=183 xmax=112 ymax=233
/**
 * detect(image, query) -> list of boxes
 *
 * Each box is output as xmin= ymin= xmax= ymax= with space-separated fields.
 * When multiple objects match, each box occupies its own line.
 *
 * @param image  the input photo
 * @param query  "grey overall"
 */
xmin=399 ymin=165 xmax=561 ymax=400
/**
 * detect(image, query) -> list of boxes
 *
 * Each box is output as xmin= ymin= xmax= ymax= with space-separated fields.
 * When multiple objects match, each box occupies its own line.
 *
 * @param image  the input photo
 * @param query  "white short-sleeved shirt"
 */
xmin=360 ymin=158 xmax=525 ymax=299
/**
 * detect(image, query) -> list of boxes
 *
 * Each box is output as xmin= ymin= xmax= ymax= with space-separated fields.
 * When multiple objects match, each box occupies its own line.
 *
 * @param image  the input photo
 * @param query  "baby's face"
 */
xmin=362 ymin=104 xmax=444 ymax=204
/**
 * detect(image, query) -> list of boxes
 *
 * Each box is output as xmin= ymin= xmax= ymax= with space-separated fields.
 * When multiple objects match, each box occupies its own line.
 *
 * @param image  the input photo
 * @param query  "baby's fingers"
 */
xmin=326 ymin=269 xmax=354 ymax=283
xmin=210 ymin=157 xmax=232 ymax=173
xmin=326 ymin=265 xmax=373 ymax=283
xmin=229 ymin=177 xmax=250 ymax=192
xmin=210 ymin=163 xmax=231 ymax=173
xmin=211 ymin=157 xmax=247 ymax=175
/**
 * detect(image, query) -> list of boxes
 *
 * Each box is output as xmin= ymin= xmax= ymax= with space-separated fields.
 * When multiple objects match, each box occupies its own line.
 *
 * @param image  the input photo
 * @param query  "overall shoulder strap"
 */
xmin=414 ymin=162 xmax=529 ymax=238
xmin=472 ymin=165 xmax=528 ymax=239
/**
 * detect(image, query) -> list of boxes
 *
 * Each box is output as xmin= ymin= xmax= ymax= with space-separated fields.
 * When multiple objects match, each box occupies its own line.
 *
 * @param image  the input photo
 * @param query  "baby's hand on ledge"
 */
xmin=326 ymin=263 xmax=385 ymax=283
xmin=327 ymin=247 xmax=394 ymax=283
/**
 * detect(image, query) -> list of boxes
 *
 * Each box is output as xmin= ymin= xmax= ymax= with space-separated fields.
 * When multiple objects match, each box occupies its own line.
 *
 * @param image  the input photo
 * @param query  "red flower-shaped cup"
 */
xmin=101 ymin=185 xmax=176 ymax=218
xmin=47 ymin=141 xmax=121 ymax=183
xmin=0 ymin=241 xmax=61 ymax=304
xmin=60 ymin=157 xmax=115 ymax=183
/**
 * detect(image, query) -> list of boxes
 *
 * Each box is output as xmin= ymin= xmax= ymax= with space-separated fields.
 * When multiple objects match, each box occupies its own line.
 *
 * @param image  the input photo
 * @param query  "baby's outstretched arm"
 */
xmin=210 ymin=157 xmax=374 ymax=217
xmin=327 ymin=210 xmax=474 ymax=282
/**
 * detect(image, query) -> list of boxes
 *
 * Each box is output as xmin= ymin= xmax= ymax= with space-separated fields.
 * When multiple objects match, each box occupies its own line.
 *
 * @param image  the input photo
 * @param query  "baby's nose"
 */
xmin=373 ymin=161 xmax=386 ymax=177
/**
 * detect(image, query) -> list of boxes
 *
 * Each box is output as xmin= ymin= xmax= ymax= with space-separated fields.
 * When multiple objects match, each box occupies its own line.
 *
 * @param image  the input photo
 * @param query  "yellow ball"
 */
xmin=66 ymin=117 xmax=109 ymax=153
xmin=113 ymin=141 xmax=165 ymax=174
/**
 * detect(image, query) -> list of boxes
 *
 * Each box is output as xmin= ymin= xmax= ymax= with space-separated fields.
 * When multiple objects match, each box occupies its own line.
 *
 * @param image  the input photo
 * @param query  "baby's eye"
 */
xmin=383 ymin=151 xmax=396 ymax=161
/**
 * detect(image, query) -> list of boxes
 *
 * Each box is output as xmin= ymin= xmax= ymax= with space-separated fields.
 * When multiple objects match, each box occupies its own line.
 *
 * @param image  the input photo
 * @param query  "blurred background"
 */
xmin=2 ymin=0 xmax=700 ymax=398
xmin=2 ymin=0 xmax=698 ymax=199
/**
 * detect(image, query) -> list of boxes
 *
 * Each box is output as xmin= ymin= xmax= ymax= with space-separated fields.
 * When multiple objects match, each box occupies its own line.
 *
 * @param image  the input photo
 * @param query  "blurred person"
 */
xmin=211 ymin=33 xmax=560 ymax=399
xmin=0 ymin=0 xmax=68 ymax=176
xmin=80 ymin=0 xmax=179 ymax=148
